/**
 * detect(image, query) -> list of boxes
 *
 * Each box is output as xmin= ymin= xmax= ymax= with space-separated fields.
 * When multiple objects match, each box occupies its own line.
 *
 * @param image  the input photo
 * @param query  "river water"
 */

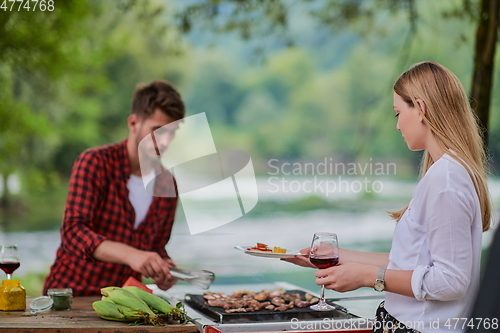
xmin=0 ymin=209 xmax=398 ymax=276
xmin=0 ymin=177 xmax=498 ymax=300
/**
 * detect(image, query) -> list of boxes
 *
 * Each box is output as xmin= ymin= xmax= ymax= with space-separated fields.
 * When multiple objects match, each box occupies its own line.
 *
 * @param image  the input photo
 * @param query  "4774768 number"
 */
xmin=444 ymin=318 xmax=499 ymax=330
xmin=1 ymin=0 xmax=54 ymax=11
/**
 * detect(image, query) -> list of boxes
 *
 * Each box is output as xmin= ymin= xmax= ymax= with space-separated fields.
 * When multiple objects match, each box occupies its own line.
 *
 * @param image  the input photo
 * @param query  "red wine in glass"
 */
xmin=0 ymin=245 xmax=20 ymax=279
xmin=0 ymin=261 xmax=20 ymax=275
xmin=309 ymin=232 xmax=339 ymax=311
xmin=310 ymin=255 xmax=339 ymax=269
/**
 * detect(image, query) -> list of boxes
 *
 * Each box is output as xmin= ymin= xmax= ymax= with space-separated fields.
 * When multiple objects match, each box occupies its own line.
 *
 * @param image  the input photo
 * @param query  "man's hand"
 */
xmin=93 ymin=240 xmax=176 ymax=289
xmin=127 ymin=250 xmax=172 ymax=282
xmin=280 ymin=247 xmax=315 ymax=267
xmin=154 ymin=258 xmax=178 ymax=290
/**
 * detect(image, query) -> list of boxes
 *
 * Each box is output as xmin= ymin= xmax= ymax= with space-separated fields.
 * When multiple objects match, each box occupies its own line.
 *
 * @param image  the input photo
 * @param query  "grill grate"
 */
xmin=184 ymin=290 xmax=358 ymax=324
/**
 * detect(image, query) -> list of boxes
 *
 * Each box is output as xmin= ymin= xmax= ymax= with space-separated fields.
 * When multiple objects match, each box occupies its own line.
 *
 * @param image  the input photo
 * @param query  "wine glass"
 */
xmin=0 ymin=245 xmax=20 ymax=280
xmin=309 ymin=232 xmax=339 ymax=311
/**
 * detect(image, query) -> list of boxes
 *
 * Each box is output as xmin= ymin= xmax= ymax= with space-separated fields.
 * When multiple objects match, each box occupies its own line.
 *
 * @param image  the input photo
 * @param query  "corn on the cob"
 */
xmin=94 ymin=286 xmax=190 ymax=326
xmin=92 ymin=300 xmax=145 ymax=322
xmin=101 ymin=287 xmax=155 ymax=316
xmin=92 ymin=300 xmax=125 ymax=321
xmin=123 ymin=286 xmax=190 ymax=324
xmin=123 ymin=286 xmax=175 ymax=314
xmin=101 ymin=296 xmax=114 ymax=303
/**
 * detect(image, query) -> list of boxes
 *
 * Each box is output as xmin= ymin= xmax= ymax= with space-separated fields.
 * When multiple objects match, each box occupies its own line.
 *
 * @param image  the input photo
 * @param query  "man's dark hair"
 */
xmin=132 ymin=80 xmax=185 ymax=120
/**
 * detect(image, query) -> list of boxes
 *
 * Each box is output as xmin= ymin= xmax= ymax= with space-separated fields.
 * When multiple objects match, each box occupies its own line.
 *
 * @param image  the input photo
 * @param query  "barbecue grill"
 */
xmin=151 ymin=282 xmax=377 ymax=333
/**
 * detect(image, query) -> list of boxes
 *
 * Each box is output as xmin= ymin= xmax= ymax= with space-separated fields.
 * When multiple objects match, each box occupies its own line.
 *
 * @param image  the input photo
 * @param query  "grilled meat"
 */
xmin=203 ymin=289 xmax=316 ymax=313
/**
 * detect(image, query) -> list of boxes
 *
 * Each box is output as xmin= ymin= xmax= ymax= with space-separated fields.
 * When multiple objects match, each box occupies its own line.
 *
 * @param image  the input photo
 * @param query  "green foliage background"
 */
xmin=0 ymin=0 xmax=499 ymax=233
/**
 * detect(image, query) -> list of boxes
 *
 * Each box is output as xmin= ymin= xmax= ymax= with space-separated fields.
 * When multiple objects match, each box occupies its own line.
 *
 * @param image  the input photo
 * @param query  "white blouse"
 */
xmin=384 ymin=154 xmax=483 ymax=333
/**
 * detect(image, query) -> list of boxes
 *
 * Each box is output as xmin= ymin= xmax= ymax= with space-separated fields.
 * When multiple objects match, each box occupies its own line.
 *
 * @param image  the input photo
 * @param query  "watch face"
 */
xmin=374 ymin=281 xmax=385 ymax=292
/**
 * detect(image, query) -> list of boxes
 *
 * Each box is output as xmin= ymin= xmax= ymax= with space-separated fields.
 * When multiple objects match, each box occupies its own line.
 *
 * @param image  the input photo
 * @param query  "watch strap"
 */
xmin=373 ymin=267 xmax=386 ymax=292
xmin=377 ymin=267 xmax=386 ymax=282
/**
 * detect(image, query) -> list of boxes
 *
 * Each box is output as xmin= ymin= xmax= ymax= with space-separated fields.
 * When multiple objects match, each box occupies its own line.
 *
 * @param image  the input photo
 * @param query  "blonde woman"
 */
xmin=286 ymin=61 xmax=491 ymax=333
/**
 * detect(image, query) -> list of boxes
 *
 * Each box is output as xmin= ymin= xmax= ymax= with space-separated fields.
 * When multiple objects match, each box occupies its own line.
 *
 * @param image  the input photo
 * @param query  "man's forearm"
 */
xmin=93 ymin=240 xmax=138 ymax=265
xmin=93 ymin=240 xmax=173 ymax=281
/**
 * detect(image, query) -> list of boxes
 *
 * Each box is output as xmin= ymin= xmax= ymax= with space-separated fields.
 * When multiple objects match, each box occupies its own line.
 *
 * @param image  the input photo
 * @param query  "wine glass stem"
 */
xmin=6 ymin=273 xmax=12 ymax=280
xmin=319 ymin=285 xmax=327 ymax=305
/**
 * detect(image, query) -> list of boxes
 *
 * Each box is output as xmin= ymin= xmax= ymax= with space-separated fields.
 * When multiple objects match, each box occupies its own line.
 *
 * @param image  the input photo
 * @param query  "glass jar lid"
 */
xmin=47 ymin=288 xmax=73 ymax=296
xmin=29 ymin=296 xmax=54 ymax=313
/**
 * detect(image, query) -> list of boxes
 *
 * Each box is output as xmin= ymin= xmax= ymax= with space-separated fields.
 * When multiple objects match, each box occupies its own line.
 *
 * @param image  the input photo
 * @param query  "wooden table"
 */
xmin=0 ymin=297 xmax=199 ymax=333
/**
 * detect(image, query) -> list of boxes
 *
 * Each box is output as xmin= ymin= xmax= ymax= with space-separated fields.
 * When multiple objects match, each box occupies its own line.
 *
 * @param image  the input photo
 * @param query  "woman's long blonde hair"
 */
xmin=388 ymin=61 xmax=491 ymax=231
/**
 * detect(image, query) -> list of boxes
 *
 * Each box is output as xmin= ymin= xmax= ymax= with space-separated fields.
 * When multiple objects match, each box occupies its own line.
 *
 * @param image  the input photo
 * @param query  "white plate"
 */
xmin=235 ymin=245 xmax=302 ymax=259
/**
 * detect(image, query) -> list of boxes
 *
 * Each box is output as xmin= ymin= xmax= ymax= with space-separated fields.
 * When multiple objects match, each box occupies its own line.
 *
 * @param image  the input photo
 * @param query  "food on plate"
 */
xmin=273 ymin=246 xmax=286 ymax=253
xmin=203 ymin=289 xmax=319 ymax=313
xmin=93 ymin=286 xmax=190 ymax=326
xmin=247 ymin=243 xmax=287 ymax=253
xmin=247 ymin=243 xmax=273 ymax=252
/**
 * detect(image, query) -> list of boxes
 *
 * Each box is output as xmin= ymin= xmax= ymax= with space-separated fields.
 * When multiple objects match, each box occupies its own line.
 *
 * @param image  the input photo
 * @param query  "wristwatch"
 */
xmin=373 ymin=267 xmax=386 ymax=292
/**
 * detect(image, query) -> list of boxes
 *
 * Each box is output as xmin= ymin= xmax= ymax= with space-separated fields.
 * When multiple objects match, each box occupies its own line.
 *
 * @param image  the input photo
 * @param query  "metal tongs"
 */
xmin=170 ymin=267 xmax=215 ymax=290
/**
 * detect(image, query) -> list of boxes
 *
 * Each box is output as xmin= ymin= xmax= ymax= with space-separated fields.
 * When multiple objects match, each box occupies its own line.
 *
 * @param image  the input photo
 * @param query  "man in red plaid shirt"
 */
xmin=43 ymin=80 xmax=184 ymax=296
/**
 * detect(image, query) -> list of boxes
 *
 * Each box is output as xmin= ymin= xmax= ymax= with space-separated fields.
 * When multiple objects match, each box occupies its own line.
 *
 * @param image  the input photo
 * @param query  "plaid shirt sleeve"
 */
xmin=153 ymin=204 xmax=175 ymax=259
xmin=60 ymin=150 xmax=107 ymax=261
xmin=154 ymin=227 xmax=172 ymax=259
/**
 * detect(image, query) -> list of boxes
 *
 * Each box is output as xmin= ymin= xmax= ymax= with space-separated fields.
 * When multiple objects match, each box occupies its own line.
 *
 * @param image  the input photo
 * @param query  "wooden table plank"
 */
xmin=0 ymin=297 xmax=199 ymax=333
